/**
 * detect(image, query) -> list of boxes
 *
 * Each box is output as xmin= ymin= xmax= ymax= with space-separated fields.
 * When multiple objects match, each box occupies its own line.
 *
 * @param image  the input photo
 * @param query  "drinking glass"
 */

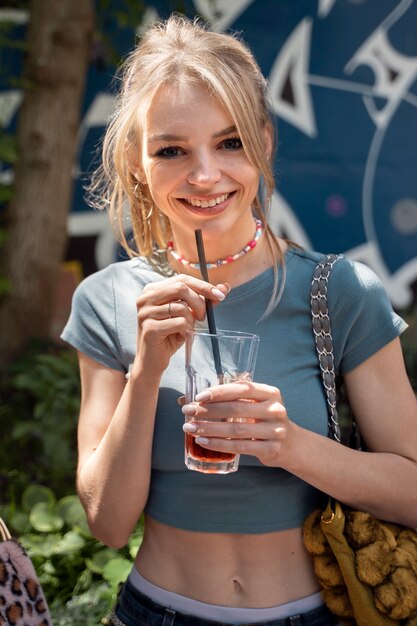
xmin=185 ymin=329 xmax=260 ymax=474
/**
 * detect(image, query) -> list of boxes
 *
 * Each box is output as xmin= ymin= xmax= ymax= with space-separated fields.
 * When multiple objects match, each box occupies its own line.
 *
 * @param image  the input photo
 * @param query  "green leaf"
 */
xmin=102 ymin=557 xmax=131 ymax=589
xmin=12 ymin=420 xmax=38 ymax=438
xmin=72 ymin=567 xmax=94 ymax=595
xmin=0 ymin=184 xmax=13 ymax=203
xmin=9 ymin=510 xmax=30 ymax=534
xmin=54 ymin=530 xmax=86 ymax=555
xmin=73 ymin=516 xmax=93 ymax=539
xmin=22 ymin=484 xmax=56 ymax=512
xmin=128 ymin=533 xmax=143 ymax=559
xmin=21 ymin=533 xmax=62 ymax=558
xmin=0 ymin=276 xmax=12 ymax=295
xmin=56 ymin=495 xmax=86 ymax=527
xmin=0 ymin=132 xmax=17 ymax=163
xmin=29 ymin=501 xmax=64 ymax=532
xmin=85 ymin=547 xmax=119 ymax=575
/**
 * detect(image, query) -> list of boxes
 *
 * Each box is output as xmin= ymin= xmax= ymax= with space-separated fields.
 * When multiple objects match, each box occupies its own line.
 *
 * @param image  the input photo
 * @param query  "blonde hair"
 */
xmin=88 ymin=14 xmax=284 ymax=312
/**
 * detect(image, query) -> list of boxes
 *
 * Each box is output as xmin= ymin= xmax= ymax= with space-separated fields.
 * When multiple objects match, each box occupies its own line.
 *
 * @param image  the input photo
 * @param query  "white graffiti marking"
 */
xmin=345 ymin=29 xmax=417 ymax=127
xmin=269 ymin=191 xmax=312 ymax=249
xmin=0 ymin=8 xmax=29 ymax=24
xmin=268 ymin=18 xmax=317 ymax=138
xmin=192 ymin=0 xmax=255 ymax=32
xmin=0 ymin=90 xmax=22 ymax=128
xmin=67 ymin=211 xmax=116 ymax=270
xmin=318 ymin=0 xmax=338 ymax=19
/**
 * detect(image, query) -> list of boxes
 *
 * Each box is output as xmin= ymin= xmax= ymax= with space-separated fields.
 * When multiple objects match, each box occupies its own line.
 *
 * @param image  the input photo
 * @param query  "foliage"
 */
xmin=0 ymin=127 xmax=18 ymax=166
xmin=0 ymin=342 xmax=145 ymax=625
xmin=0 ymin=485 xmax=143 ymax=626
xmin=0 ymin=341 xmax=80 ymax=504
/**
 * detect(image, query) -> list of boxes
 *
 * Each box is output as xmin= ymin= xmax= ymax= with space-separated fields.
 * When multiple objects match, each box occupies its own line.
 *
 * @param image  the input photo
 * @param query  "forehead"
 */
xmin=144 ymin=81 xmax=234 ymax=136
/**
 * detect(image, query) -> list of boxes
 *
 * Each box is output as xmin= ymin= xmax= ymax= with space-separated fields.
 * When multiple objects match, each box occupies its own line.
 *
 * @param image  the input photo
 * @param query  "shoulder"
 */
xmin=326 ymin=256 xmax=391 ymax=311
xmin=73 ymin=257 xmax=165 ymax=302
xmin=62 ymin=257 xmax=167 ymax=371
xmin=285 ymin=247 xmax=324 ymax=269
xmin=284 ymin=247 xmax=325 ymax=290
xmin=286 ymin=248 xmax=386 ymax=300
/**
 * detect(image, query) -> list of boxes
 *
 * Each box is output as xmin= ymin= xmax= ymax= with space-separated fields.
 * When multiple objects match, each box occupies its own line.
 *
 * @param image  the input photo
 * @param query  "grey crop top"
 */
xmin=61 ymin=248 xmax=407 ymax=533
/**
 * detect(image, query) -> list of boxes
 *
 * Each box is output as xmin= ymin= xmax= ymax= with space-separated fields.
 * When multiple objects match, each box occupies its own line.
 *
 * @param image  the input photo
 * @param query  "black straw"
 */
xmin=194 ymin=229 xmax=223 ymax=380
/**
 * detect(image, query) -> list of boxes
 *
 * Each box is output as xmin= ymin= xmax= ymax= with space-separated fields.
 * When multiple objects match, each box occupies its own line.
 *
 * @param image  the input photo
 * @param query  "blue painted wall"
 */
xmin=1 ymin=0 xmax=416 ymax=308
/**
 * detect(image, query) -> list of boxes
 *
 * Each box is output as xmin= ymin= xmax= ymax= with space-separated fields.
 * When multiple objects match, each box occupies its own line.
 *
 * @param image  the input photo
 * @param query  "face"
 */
xmin=137 ymin=81 xmax=266 ymax=260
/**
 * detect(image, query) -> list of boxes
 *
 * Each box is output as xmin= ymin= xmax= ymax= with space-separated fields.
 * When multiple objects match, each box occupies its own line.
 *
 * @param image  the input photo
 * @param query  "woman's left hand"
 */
xmin=181 ymin=381 xmax=295 ymax=467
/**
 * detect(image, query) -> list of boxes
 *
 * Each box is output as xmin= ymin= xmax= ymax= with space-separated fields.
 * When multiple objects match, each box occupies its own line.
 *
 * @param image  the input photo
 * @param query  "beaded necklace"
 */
xmin=167 ymin=218 xmax=263 ymax=270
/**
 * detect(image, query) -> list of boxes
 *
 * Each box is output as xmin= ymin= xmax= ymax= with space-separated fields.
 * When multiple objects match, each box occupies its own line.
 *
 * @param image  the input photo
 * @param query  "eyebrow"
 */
xmin=148 ymin=125 xmax=237 ymax=144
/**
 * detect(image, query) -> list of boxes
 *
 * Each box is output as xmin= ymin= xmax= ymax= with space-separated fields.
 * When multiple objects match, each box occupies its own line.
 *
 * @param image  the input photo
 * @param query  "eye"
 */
xmin=222 ymin=136 xmax=243 ymax=151
xmin=153 ymin=145 xmax=183 ymax=158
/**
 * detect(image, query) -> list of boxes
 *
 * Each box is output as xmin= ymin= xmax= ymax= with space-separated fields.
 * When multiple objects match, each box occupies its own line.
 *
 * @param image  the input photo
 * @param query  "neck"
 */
xmin=168 ymin=229 xmax=284 ymax=289
xmin=167 ymin=218 xmax=263 ymax=271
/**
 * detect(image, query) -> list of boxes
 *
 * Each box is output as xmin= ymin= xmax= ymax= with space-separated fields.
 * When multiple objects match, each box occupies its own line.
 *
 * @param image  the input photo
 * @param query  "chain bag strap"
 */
xmin=304 ymin=254 xmax=417 ymax=626
xmin=310 ymin=253 xmax=343 ymax=443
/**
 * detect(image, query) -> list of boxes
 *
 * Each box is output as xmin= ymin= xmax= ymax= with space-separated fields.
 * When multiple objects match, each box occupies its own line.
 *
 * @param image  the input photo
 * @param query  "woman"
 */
xmin=62 ymin=15 xmax=417 ymax=626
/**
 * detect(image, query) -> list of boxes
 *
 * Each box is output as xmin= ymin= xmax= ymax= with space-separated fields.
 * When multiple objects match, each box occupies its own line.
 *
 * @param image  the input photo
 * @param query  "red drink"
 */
xmin=185 ymin=431 xmax=235 ymax=464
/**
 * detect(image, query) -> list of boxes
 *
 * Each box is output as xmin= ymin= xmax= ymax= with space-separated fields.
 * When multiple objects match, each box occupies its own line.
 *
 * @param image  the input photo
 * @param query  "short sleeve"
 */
xmin=328 ymin=258 xmax=408 ymax=374
xmin=61 ymin=267 xmax=125 ymax=372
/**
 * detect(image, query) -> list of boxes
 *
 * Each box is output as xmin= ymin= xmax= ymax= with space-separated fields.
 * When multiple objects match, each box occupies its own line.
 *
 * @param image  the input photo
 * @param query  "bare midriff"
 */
xmin=134 ymin=516 xmax=320 ymax=607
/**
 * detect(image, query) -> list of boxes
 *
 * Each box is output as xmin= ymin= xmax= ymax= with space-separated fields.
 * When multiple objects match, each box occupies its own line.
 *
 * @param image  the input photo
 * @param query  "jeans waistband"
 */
xmin=115 ymin=579 xmax=338 ymax=626
xmin=127 ymin=567 xmax=323 ymax=622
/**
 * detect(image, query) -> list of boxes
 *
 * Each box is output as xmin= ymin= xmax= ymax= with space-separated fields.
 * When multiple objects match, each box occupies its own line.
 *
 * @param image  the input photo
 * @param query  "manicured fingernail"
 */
xmin=182 ymin=423 xmax=197 ymax=433
xmin=195 ymin=437 xmax=210 ymax=445
xmin=182 ymin=403 xmax=197 ymax=415
xmin=195 ymin=390 xmax=211 ymax=402
xmin=211 ymin=288 xmax=225 ymax=301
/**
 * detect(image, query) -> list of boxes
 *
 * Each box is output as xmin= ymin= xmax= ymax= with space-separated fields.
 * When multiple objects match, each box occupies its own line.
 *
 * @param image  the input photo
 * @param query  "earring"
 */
xmin=143 ymin=204 xmax=153 ymax=222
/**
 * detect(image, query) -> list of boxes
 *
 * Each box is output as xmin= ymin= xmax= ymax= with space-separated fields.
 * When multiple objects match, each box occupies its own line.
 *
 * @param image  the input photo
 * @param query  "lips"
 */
xmin=183 ymin=193 xmax=230 ymax=208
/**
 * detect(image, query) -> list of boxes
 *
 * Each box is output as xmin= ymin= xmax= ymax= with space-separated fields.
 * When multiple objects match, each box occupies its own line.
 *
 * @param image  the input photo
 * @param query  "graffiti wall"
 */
xmin=1 ymin=0 xmax=417 ymax=309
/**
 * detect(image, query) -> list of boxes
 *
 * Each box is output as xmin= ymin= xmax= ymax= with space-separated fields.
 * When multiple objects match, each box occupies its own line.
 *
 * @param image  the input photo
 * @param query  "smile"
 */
xmin=184 ymin=193 xmax=230 ymax=208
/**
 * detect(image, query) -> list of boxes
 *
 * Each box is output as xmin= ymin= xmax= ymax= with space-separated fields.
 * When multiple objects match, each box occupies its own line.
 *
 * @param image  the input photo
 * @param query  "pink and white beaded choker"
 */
xmin=167 ymin=218 xmax=264 ymax=270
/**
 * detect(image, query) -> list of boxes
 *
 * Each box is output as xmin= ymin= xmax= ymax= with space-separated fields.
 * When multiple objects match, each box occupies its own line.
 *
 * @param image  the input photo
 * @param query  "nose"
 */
xmin=187 ymin=150 xmax=221 ymax=186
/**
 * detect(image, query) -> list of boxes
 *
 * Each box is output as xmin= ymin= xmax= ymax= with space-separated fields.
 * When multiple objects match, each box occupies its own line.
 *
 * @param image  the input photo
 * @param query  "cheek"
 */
xmin=238 ymin=164 xmax=260 ymax=191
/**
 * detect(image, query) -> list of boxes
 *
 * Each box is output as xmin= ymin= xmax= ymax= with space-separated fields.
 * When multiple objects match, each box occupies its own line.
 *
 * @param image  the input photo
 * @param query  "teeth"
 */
xmin=185 ymin=193 xmax=229 ymax=208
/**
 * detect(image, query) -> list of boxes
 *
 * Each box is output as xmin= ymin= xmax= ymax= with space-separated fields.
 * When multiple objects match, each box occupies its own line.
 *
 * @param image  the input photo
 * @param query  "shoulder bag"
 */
xmin=0 ymin=515 xmax=53 ymax=626
xmin=302 ymin=254 xmax=417 ymax=626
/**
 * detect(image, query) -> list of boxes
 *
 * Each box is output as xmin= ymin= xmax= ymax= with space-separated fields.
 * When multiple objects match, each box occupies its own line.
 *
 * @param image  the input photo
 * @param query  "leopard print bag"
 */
xmin=0 ymin=516 xmax=53 ymax=626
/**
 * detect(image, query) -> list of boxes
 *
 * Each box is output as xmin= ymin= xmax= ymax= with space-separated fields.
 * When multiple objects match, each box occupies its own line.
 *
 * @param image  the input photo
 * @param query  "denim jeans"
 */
xmin=111 ymin=580 xmax=340 ymax=626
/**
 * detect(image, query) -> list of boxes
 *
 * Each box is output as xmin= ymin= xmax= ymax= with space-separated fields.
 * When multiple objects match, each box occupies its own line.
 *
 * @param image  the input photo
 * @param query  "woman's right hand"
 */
xmin=134 ymin=274 xmax=230 ymax=375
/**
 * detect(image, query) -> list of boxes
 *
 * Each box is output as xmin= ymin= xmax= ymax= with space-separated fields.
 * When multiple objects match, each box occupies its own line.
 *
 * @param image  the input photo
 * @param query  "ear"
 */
xmin=126 ymin=143 xmax=147 ymax=185
xmin=131 ymin=169 xmax=147 ymax=185
xmin=127 ymin=163 xmax=147 ymax=186
xmin=262 ymin=123 xmax=274 ymax=160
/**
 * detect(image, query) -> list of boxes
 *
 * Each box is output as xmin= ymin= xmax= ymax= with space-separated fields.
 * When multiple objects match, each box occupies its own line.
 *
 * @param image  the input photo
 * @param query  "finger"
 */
xmin=192 ymin=435 xmax=282 ymax=460
xmin=182 ymin=398 xmax=286 ymax=427
xmin=139 ymin=277 xmax=229 ymax=319
xmin=138 ymin=301 xmax=194 ymax=327
xmin=167 ymin=300 xmax=194 ymax=323
xmin=138 ymin=306 xmax=194 ymax=341
xmin=193 ymin=382 xmax=283 ymax=404
xmin=183 ymin=418 xmax=285 ymax=440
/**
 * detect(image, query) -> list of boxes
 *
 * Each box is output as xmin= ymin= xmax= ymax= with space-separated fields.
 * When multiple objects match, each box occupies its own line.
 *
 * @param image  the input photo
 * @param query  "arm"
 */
xmin=286 ymin=337 xmax=417 ymax=526
xmin=75 ymin=274 xmax=229 ymax=548
xmin=183 ymin=338 xmax=417 ymax=526
xmin=76 ymin=353 xmax=161 ymax=549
